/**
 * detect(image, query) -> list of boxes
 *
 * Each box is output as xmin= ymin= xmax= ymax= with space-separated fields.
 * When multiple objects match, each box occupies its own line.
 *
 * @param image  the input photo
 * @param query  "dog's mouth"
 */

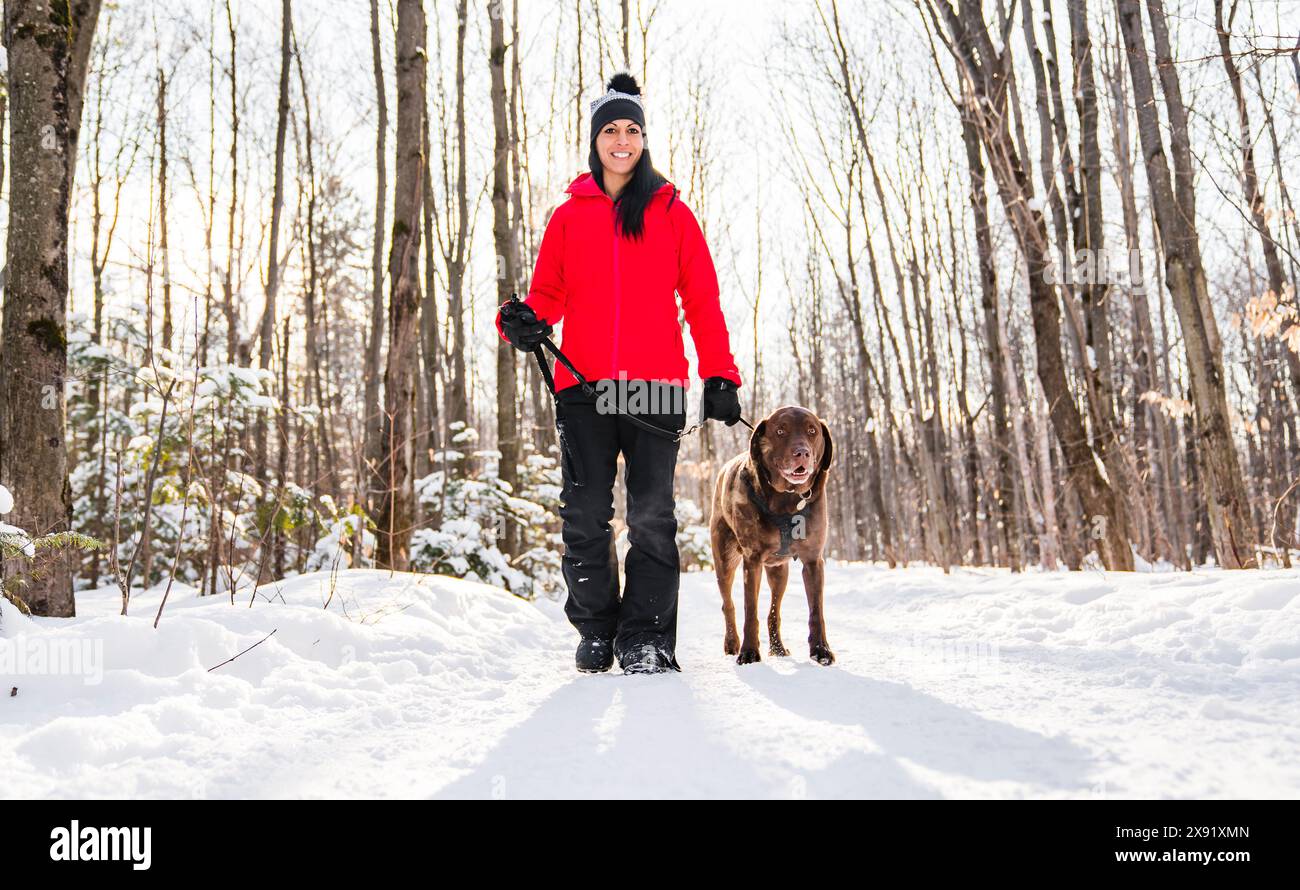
xmin=781 ymin=462 xmax=811 ymax=485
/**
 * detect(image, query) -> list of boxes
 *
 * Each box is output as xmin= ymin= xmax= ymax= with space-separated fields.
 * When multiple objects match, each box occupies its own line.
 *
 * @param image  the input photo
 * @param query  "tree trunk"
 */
xmin=446 ymin=0 xmax=471 ymax=434
xmin=489 ymin=0 xmax=520 ymax=557
xmin=155 ymin=67 xmax=173 ymax=353
xmin=1115 ymin=0 xmax=1256 ymax=568
xmin=0 ymin=0 xmax=102 ymax=616
xmin=1066 ymin=0 xmax=1148 ymax=558
xmin=375 ymin=0 xmax=427 ymax=570
xmin=292 ymin=23 xmax=335 ymax=497
xmin=418 ymin=86 xmax=441 ymax=485
xmin=364 ymin=0 xmax=389 ymax=516
xmin=254 ymin=0 xmax=292 ymax=492
xmin=222 ymin=0 xmax=239 ymax=365
xmin=1102 ymin=34 xmax=1181 ymax=565
xmin=959 ymin=102 xmax=1020 ymax=570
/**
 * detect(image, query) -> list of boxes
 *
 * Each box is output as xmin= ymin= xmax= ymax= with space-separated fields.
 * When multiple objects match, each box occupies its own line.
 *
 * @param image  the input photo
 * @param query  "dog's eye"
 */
xmin=808 ymin=427 xmax=816 ymax=436
xmin=776 ymin=428 xmax=785 ymax=436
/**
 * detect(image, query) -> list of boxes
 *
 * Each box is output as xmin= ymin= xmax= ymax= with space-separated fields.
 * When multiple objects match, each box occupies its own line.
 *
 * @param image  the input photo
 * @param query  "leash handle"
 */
xmin=507 ymin=292 xmax=596 ymax=399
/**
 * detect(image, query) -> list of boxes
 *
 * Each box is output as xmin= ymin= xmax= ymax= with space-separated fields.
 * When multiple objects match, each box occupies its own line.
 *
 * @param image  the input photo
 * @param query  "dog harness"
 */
xmin=743 ymin=469 xmax=813 ymax=559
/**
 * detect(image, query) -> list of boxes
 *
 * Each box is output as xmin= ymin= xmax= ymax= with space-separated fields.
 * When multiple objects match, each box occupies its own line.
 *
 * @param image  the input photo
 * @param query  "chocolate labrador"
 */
xmin=710 ymin=406 xmax=835 ymax=666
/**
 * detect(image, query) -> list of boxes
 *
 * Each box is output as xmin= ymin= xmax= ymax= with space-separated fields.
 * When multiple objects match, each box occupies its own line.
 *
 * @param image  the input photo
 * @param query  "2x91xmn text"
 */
xmin=1117 ymin=826 xmax=1250 ymax=840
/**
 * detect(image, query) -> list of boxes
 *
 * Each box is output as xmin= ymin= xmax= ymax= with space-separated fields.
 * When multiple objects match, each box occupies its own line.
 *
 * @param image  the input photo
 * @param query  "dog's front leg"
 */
xmin=765 ymin=562 xmax=790 ymax=656
xmin=802 ymin=557 xmax=835 ymax=665
xmin=716 ymin=551 xmax=741 ymax=655
xmin=737 ymin=557 xmax=764 ymax=664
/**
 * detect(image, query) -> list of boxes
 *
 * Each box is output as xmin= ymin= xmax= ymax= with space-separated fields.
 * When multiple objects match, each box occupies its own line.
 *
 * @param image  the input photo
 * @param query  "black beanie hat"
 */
xmin=590 ymin=72 xmax=646 ymax=144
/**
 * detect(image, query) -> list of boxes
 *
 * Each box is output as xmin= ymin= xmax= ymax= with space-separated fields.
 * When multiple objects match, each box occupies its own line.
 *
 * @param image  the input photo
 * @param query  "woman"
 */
xmin=496 ymin=73 xmax=742 ymax=675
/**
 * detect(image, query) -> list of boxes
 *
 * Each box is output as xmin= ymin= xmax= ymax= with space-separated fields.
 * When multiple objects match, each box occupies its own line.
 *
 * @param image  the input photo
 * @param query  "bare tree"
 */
xmin=375 ymin=0 xmax=427 ymax=569
xmin=252 ymin=0 xmax=294 ymax=491
xmin=959 ymin=95 xmax=1020 ymax=569
xmin=1115 ymin=0 xmax=1257 ymax=568
xmin=363 ymin=0 xmax=389 ymax=515
xmin=1214 ymin=0 xmax=1300 ymax=404
xmin=490 ymin=0 xmax=521 ymax=557
xmin=921 ymin=0 xmax=1134 ymax=570
xmin=221 ymin=0 xmax=240 ymax=365
xmin=435 ymin=0 xmax=471 ymax=434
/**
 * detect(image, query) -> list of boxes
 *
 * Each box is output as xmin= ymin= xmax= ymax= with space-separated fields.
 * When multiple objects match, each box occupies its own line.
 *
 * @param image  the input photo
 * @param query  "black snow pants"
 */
xmin=554 ymin=381 xmax=686 ymax=667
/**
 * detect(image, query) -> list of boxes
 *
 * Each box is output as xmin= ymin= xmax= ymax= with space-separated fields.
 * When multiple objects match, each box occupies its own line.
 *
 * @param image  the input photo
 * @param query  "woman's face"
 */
xmin=596 ymin=119 xmax=643 ymax=178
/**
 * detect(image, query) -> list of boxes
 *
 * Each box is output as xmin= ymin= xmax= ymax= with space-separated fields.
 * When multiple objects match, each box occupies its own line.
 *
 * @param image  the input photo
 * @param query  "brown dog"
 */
xmin=710 ymin=406 xmax=835 ymax=666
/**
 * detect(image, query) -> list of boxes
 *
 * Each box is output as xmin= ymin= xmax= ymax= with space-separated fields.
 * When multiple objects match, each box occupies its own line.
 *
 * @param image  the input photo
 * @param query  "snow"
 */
xmin=0 ymin=485 xmax=33 ymax=557
xmin=2 ymin=563 xmax=1298 ymax=799
xmin=0 ymin=525 xmax=35 ymax=558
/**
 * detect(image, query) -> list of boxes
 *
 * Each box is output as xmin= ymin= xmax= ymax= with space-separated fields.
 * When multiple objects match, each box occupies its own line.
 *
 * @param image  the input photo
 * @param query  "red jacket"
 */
xmin=496 ymin=172 xmax=741 ymax=392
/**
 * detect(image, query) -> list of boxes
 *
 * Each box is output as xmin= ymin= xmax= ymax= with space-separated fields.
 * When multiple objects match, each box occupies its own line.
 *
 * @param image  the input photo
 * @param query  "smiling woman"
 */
xmin=594 ymin=117 xmax=642 ymax=193
xmin=495 ymin=71 xmax=743 ymax=675
xmin=587 ymin=72 xmax=659 ymax=239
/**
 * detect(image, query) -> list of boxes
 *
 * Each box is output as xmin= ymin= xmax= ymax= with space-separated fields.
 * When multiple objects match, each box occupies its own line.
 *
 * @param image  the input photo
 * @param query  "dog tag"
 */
xmin=796 ymin=497 xmax=807 ymax=511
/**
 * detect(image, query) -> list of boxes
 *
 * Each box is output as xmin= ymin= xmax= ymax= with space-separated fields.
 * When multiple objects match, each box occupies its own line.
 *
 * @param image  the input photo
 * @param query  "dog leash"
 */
xmin=508 ymin=294 xmax=755 ymax=443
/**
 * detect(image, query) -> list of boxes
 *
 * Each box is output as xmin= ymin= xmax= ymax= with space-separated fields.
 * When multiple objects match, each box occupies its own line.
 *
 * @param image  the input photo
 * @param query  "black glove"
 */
xmin=701 ymin=377 xmax=742 ymax=426
xmin=499 ymin=300 xmax=552 ymax=352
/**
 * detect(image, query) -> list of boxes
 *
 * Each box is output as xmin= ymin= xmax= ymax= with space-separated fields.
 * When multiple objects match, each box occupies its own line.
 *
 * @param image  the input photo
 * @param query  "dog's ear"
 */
xmin=811 ymin=421 xmax=834 ymax=497
xmin=748 ymin=419 xmax=768 ymax=479
xmin=818 ymin=421 xmax=834 ymax=471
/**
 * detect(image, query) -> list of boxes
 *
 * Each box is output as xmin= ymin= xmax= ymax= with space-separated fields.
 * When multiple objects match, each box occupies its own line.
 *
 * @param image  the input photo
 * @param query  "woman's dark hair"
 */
xmin=589 ymin=145 xmax=670 ymax=240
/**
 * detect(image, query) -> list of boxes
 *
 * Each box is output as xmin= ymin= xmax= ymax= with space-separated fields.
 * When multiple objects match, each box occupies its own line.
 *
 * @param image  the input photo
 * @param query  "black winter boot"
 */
xmin=576 ymin=637 xmax=614 ymax=673
xmin=620 ymin=643 xmax=680 ymax=675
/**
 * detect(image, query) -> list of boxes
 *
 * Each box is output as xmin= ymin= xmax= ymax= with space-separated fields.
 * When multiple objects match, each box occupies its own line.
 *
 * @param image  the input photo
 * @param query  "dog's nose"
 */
xmin=791 ymin=444 xmax=811 ymax=461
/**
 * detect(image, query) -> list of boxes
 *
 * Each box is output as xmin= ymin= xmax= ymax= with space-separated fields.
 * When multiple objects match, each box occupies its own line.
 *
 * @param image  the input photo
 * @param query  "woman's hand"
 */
xmin=701 ymin=377 xmax=742 ymax=426
xmin=499 ymin=300 xmax=553 ymax=352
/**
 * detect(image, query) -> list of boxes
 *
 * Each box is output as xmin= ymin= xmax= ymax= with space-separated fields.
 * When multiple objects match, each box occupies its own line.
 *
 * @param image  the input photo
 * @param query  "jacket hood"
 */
xmin=565 ymin=171 xmax=676 ymax=199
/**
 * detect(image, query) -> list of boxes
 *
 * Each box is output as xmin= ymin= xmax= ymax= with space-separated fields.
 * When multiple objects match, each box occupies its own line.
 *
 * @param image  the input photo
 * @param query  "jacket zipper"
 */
xmin=611 ymin=212 xmax=622 ymax=375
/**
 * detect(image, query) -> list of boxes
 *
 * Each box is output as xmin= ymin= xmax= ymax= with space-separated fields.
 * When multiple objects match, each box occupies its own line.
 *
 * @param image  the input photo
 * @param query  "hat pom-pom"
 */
xmin=606 ymin=72 xmax=641 ymax=95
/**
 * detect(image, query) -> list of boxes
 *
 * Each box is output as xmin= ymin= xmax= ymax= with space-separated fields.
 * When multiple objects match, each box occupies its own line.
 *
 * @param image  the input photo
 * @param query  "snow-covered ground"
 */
xmin=2 ymin=562 xmax=1298 ymax=799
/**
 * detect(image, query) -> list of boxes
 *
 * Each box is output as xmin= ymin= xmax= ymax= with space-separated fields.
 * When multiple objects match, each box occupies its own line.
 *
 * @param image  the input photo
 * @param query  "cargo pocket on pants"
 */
xmin=555 ymin=418 xmax=586 ymax=488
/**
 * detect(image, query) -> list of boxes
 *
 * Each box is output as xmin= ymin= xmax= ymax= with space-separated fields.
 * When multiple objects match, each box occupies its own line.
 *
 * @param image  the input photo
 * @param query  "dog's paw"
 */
xmin=810 ymin=643 xmax=836 ymax=666
xmin=736 ymin=648 xmax=762 ymax=665
xmin=768 ymin=640 xmax=790 ymax=657
xmin=723 ymin=634 xmax=741 ymax=656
